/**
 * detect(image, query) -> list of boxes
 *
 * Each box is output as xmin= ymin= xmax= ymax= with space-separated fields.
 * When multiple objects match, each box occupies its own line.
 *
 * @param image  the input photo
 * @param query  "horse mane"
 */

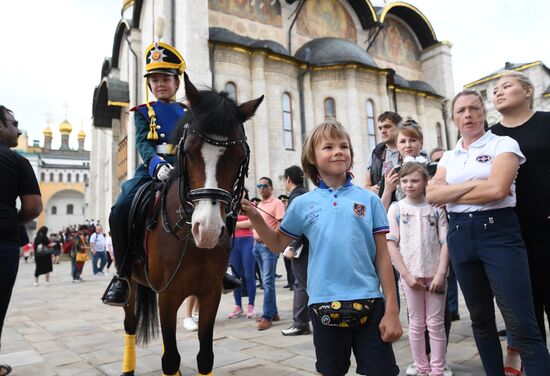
xmin=171 ymin=90 xmax=241 ymax=144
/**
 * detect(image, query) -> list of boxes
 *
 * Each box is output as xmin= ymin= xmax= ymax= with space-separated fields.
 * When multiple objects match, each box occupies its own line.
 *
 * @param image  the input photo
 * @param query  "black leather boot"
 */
xmin=102 ymin=276 xmax=130 ymax=306
xmin=102 ymin=214 xmax=131 ymax=306
xmin=223 ymin=272 xmax=242 ymax=291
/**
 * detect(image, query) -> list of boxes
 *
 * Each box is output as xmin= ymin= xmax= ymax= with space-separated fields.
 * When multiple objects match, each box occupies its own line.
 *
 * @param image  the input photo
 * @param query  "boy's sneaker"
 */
xmin=228 ymin=306 xmax=243 ymax=319
xmin=183 ymin=317 xmax=198 ymax=331
xmin=444 ymin=366 xmax=453 ymax=376
xmin=246 ymin=305 xmax=256 ymax=319
xmin=406 ymin=362 xmax=417 ymax=376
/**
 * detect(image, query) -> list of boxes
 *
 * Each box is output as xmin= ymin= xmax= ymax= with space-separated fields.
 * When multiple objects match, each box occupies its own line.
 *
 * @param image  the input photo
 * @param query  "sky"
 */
xmin=1 ymin=0 xmax=548 ymax=149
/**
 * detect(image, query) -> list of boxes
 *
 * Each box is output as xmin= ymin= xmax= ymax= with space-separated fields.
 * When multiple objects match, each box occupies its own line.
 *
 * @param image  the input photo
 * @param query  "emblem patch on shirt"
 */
xmin=353 ymin=203 xmax=366 ymax=218
xmin=476 ymin=155 xmax=492 ymax=163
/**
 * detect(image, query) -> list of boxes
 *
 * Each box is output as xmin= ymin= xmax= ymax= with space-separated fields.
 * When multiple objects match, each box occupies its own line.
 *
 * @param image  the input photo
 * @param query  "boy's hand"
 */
xmin=379 ymin=312 xmax=402 ymax=342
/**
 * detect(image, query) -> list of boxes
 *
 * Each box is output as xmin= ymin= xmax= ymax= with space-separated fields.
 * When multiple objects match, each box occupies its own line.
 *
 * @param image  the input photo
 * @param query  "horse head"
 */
xmin=173 ymin=73 xmax=263 ymax=249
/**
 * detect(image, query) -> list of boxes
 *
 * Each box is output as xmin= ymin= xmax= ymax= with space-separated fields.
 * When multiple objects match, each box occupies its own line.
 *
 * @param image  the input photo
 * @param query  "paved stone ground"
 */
xmin=0 ymin=256 xmax=533 ymax=375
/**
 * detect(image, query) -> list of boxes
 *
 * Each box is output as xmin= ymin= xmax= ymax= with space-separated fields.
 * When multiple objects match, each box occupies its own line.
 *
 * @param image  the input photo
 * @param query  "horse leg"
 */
xmin=196 ymin=291 xmax=222 ymax=376
xmin=158 ymin=293 xmax=183 ymax=376
xmin=121 ymin=280 xmax=138 ymax=376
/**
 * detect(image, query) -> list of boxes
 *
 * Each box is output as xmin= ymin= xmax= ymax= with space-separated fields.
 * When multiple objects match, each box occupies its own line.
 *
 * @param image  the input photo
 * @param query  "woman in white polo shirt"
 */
xmin=427 ymin=90 xmax=550 ymax=376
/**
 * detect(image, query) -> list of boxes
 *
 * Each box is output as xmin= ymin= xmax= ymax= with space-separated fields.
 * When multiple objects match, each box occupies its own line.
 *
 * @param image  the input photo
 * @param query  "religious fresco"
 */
xmin=374 ymin=17 xmax=420 ymax=69
xmin=209 ymin=0 xmax=282 ymax=27
xmin=297 ymin=0 xmax=357 ymax=42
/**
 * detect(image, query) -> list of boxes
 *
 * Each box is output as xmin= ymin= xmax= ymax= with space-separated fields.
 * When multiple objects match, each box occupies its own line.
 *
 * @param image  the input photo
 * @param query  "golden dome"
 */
xmin=59 ymin=119 xmax=72 ymax=134
xmin=78 ymin=129 xmax=86 ymax=139
xmin=43 ymin=126 xmax=53 ymax=137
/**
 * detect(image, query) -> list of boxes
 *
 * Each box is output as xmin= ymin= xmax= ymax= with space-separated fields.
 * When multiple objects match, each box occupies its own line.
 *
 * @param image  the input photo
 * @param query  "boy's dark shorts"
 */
xmin=308 ymin=298 xmax=399 ymax=376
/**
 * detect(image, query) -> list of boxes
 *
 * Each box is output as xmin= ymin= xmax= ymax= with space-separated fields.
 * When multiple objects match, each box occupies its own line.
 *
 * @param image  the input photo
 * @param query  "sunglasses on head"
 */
xmin=256 ymin=184 xmax=269 ymax=189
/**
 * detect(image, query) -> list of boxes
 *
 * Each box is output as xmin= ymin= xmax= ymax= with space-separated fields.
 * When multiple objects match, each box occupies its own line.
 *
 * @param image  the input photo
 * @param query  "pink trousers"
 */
xmin=401 ymin=277 xmax=447 ymax=376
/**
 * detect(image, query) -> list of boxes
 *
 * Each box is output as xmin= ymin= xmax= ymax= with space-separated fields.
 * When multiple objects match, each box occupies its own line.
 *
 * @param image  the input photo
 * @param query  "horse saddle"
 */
xmin=127 ymin=180 xmax=164 ymax=261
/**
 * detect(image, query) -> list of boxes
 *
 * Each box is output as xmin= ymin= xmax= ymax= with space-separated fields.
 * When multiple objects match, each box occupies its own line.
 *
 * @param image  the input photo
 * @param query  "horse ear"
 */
xmin=237 ymin=95 xmax=264 ymax=122
xmin=184 ymin=72 xmax=201 ymax=106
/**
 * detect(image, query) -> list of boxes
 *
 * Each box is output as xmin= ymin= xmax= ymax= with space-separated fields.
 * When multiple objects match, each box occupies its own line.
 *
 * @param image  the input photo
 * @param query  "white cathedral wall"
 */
xmin=44 ymin=190 xmax=86 ymax=233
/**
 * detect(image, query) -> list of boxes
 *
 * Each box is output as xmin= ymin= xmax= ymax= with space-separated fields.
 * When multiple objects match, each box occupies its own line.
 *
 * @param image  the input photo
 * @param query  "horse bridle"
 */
xmin=167 ymin=122 xmax=249 ymax=238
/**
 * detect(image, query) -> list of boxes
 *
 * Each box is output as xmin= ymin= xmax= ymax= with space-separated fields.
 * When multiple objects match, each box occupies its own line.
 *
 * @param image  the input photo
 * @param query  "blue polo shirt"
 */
xmin=280 ymin=177 xmax=389 ymax=305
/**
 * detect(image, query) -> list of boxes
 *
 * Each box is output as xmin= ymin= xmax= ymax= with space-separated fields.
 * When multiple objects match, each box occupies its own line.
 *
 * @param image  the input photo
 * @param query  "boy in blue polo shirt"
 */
xmin=241 ymin=120 xmax=401 ymax=376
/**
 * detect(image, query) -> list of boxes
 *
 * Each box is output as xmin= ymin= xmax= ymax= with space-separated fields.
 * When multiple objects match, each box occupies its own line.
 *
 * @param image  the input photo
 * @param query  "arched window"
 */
xmin=366 ymin=99 xmax=376 ymax=151
xmin=51 ymin=206 xmax=57 ymax=215
xmin=324 ymin=98 xmax=336 ymax=120
xmin=49 ymin=172 xmax=54 ymax=182
xmin=67 ymin=173 xmax=72 ymax=183
xmin=436 ymin=122 xmax=443 ymax=147
xmin=40 ymin=172 xmax=45 ymax=182
xmin=224 ymin=82 xmax=237 ymax=101
xmin=282 ymin=93 xmax=294 ymax=150
xmin=59 ymin=172 xmax=63 ymax=182
xmin=67 ymin=204 xmax=74 ymax=215
xmin=75 ymin=173 xmax=79 ymax=183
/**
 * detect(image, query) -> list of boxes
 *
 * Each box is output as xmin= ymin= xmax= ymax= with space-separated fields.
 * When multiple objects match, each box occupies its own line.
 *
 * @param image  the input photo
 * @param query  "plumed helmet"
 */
xmin=144 ymin=42 xmax=186 ymax=77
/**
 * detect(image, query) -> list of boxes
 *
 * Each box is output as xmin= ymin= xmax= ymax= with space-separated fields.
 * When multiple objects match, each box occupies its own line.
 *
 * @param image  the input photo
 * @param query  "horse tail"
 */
xmin=135 ymin=284 xmax=159 ymax=345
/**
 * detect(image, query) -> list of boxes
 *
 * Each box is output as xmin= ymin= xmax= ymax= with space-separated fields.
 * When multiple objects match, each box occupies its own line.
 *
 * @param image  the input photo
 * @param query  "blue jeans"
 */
xmin=230 ymin=236 xmax=256 ymax=307
xmin=0 ymin=242 xmax=20 ymax=344
xmin=447 ymin=208 xmax=550 ymax=376
xmin=92 ymin=252 xmax=107 ymax=274
xmin=253 ymin=242 xmax=278 ymax=320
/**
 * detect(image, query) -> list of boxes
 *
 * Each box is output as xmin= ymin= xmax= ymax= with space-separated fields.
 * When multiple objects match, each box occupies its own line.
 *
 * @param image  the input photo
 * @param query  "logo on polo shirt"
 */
xmin=476 ymin=155 xmax=492 ymax=163
xmin=353 ymin=203 xmax=366 ymax=218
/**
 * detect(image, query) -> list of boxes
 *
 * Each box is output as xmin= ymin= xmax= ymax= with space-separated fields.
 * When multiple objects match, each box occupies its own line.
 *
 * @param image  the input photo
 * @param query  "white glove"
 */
xmin=155 ymin=163 xmax=173 ymax=181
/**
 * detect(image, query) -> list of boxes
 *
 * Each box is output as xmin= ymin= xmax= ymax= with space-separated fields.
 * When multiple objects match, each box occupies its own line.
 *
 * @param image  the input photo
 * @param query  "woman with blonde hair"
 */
xmin=491 ymin=70 xmax=550 ymax=374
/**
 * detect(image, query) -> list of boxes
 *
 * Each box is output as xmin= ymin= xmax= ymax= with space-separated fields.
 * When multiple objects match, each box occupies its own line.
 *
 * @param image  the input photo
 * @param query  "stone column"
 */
xmin=174 ymin=0 xmax=212 ymax=88
xmin=250 ymin=52 xmax=270 ymax=186
xmin=420 ymin=41 xmax=454 ymax=101
xmin=344 ymin=67 xmax=366 ymax=182
xmin=377 ymin=71 xmax=392 ymax=113
xmin=126 ymin=28 xmax=141 ymax=178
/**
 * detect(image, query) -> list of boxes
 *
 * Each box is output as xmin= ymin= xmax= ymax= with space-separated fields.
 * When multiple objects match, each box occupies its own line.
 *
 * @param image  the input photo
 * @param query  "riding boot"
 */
xmin=102 ymin=214 xmax=130 ymax=306
xmin=222 ymin=264 xmax=242 ymax=292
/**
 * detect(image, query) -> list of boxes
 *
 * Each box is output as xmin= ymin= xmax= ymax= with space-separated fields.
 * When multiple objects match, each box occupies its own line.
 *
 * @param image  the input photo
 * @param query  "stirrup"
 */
xmin=101 ymin=275 xmax=131 ymax=307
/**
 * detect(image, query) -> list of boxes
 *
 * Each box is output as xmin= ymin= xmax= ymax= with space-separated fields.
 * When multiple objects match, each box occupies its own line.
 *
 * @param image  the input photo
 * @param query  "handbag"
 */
xmin=36 ymin=244 xmax=54 ymax=256
xmin=311 ymin=298 xmax=377 ymax=328
xmin=75 ymin=251 xmax=88 ymax=262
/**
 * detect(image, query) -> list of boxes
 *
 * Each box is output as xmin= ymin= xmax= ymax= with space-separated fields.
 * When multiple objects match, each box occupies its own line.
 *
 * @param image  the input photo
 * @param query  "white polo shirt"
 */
xmin=438 ymin=130 xmax=525 ymax=213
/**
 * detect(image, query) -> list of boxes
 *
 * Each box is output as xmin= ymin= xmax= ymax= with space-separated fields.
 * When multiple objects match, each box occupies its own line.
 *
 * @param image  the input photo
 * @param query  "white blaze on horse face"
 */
xmin=191 ymin=141 xmax=227 ymax=249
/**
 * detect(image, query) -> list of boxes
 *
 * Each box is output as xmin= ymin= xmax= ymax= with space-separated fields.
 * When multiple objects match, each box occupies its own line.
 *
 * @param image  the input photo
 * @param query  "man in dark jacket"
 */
xmin=0 ymin=105 xmax=42 ymax=376
xmin=364 ymin=111 xmax=402 ymax=195
xmin=281 ymin=166 xmax=311 ymax=336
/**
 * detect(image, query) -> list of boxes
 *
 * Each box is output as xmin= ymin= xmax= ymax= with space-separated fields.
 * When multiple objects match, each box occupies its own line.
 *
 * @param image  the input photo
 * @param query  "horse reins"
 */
xmin=253 ymin=203 xmax=282 ymax=222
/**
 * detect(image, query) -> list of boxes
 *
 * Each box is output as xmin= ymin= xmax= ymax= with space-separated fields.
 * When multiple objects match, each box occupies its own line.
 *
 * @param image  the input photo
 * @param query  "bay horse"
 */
xmin=120 ymin=74 xmax=263 ymax=376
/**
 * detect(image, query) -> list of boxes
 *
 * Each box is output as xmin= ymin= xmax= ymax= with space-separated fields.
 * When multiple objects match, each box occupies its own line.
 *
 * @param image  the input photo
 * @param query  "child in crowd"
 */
xmin=241 ymin=119 xmax=402 ymax=376
xmin=386 ymin=162 xmax=449 ymax=376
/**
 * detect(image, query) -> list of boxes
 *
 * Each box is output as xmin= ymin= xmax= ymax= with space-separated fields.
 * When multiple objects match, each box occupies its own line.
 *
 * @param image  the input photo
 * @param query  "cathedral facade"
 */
xmin=91 ymin=0 xmax=456 ymax=226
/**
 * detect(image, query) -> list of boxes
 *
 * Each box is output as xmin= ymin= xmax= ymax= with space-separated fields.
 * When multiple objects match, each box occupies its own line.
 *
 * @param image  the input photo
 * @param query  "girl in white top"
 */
xmin=426 ymin=90 xmax=550 ymax=376
xmin=387 ymin=162 xmax=449 ymax=376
